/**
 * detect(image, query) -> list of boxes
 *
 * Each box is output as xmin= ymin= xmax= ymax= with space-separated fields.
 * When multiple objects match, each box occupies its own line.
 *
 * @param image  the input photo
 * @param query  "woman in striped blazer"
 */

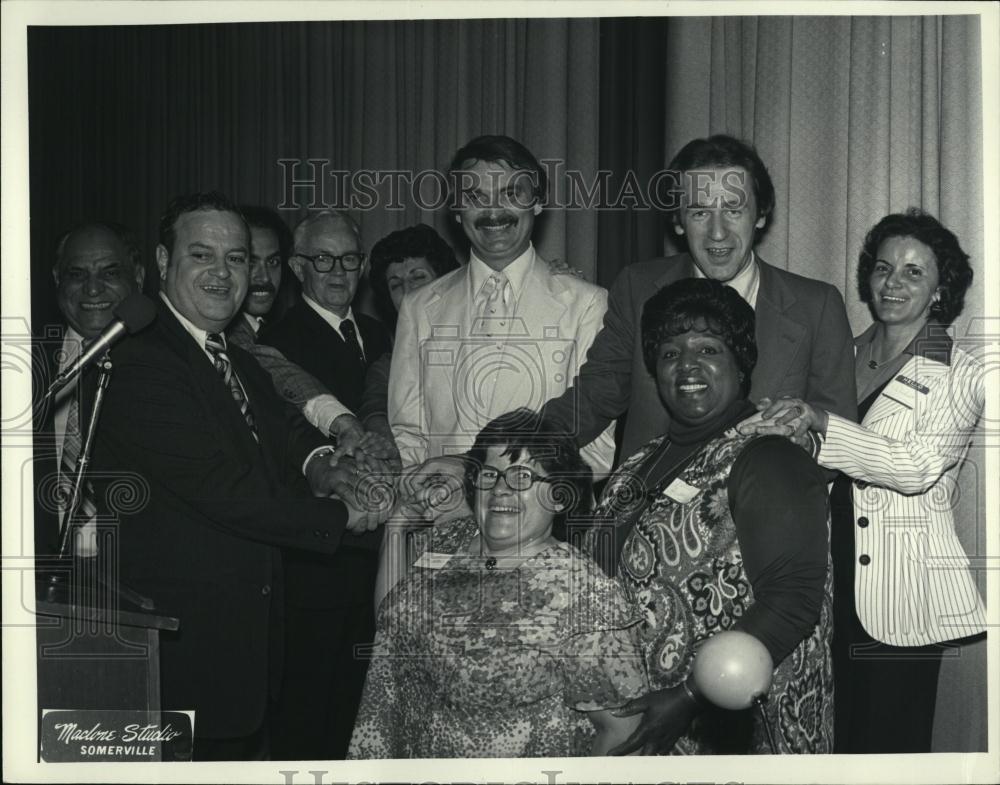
xmin=744 ymin=209 xmax=987 ymax=752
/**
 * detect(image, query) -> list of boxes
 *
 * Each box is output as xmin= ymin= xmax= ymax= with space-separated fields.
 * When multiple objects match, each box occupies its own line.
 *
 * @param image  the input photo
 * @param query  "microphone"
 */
xmin=44 ymin=292 xmax=157 ymax=401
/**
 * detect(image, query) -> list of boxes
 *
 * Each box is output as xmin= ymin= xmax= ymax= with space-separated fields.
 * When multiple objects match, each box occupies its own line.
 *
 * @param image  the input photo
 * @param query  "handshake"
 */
xmin=305 ymin=417 xmax=469 ymax=534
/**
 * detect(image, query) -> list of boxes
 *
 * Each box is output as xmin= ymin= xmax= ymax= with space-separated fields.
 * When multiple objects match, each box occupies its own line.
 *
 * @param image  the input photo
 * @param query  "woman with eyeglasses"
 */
xmin=347 ymin=408 xmax=648 ymax=758
xmin=591 ymin=277 xmax=833 ymax=755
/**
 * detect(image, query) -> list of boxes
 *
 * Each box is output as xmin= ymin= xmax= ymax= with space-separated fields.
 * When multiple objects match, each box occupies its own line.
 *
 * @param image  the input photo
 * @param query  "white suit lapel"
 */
xmin=863 ymin=354 xmax=946 ymax=426
xmin=486 ymin=259 xmax=569 ymax=417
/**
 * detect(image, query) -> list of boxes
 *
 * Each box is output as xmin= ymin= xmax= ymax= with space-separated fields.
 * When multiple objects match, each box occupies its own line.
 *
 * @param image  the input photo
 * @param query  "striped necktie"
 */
xmin=59 ymin=392 xmax=100 ymax=555
xmin=205 ymin=332 xmax=259 ymax=442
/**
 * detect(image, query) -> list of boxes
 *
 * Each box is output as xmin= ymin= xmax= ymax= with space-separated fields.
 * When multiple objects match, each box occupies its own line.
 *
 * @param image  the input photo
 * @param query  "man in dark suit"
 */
xmin=258 ymin=209 xmax=392 ymax=759
xmin=542 ymin=134 xmax=857 ymax=462
xmin=227 ymin=205 xmax=366 ymax=445
xmin=33 ymin=221 xmax=146 ymax=557
xmin=89 ymin=192 xmax=379 ymax=760
xmin=260 ymin=210 xmax=392 ymax=411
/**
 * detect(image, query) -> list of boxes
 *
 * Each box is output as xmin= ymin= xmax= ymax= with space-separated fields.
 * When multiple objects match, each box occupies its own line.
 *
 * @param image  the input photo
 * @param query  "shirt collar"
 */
xmin=469 ymin=243 xmax=535 ymax=302
xmin=160 ymin=291 xmax=212 ymax=350
xmin=691 ymin=251 xmax=760 ymax=309
xmin=302 ymin=294 xmax=356 ymax=333
xmin=57 ymin=325 xmax=86 ymax=372
xmin=242 ymin=311 xmax=264 ymax=335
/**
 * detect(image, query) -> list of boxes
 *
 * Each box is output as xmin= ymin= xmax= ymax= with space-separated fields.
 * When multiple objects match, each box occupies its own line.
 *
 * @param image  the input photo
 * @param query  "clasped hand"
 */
xmin=306 ymin=432 xmax=403 ymax=533
xmin=395 ymin=455 xmax=471 ymax=524
xmin=738 ymin=396 xmax=829 ymax=450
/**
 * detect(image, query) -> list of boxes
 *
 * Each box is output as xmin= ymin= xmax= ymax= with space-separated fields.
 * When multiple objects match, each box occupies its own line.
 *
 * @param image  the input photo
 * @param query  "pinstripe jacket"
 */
xmin=819 ymin=333 xmax=987 ymax=646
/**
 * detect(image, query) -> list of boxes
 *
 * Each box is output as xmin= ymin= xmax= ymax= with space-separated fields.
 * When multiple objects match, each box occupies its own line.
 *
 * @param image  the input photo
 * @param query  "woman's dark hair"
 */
xmin=369 ymin=223 xmax=459 ymax=320
xmin=465 ymin=408 xmax=593 ymax=541
xmin=641 ymin=278 xmax=757 ymax=396
xmin=857 ymin=208 xmax=973 ymax=326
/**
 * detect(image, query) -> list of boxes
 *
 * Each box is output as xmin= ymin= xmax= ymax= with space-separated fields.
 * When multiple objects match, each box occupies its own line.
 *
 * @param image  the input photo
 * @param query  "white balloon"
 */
xmin=692 ymin=630 xmax=774 ymax=710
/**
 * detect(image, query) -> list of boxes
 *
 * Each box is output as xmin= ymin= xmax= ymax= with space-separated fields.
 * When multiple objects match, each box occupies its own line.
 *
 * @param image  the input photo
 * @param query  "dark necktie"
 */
xmin=205 ymin=332 xmax=259 ymax=442
xmin=339 ymin=319 xmax=366 ymax=366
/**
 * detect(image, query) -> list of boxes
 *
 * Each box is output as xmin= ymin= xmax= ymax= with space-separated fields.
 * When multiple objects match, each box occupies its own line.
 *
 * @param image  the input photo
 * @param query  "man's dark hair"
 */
xmin=465 ymin=408 xmax=593 ymax=541
xmin=641 ymin=277 xmax=758 ymax=396
xmin=369 ymin=224 xmax=459 ymax=319
xmin=54 ymin=220 xmax=142 ymax=277
xmin=238 ymin=205 xmax=293 ymax=261
xmin=857 ymin=208 xmax=973 ymax=326
xmin=158 ymin=191 xmax=247 ymax=255
xmin=665 ymin=134 xmax=776 ymax=229
xmin=448 ymin=135 xmax=547 ymax=209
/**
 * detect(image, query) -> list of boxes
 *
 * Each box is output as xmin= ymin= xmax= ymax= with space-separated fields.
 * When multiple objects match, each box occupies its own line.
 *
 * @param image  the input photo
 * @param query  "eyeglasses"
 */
xmin=473 ymin=464 xmax=555 ymax=492
xmin=294 ymin=252 xmax=366 ymax=272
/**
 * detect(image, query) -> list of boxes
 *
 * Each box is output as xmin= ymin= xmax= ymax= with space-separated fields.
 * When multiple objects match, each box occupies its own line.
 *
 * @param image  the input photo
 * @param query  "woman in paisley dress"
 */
xmin=590 ymin=277 xmax=834 ymax=755
xmin=347 ymin=409 xmax=649 ymax=758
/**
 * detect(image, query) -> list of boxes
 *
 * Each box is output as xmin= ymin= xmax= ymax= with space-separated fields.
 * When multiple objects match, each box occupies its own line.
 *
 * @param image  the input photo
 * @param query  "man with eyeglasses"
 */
xmin=258 ymin=208 xmax=392 ymax=760
xmin=227 ymin=205 xmax=368 ymax=448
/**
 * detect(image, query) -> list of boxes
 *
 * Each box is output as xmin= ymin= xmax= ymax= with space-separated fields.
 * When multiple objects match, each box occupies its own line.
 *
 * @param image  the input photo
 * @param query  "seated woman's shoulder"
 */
xmin=733 ymin=433 xmax=824 ymax=483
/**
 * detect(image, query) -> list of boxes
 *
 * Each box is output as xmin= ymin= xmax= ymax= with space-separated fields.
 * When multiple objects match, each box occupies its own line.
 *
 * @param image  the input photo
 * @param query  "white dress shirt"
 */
xmin=302 ymin=295 xmax=366 ymax=357
xmin=692 ymin=251 xmax=761 ymax=309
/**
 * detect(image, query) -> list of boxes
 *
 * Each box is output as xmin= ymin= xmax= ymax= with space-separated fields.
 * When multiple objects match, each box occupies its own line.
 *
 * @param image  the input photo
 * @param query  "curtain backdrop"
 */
xmin=28 ymin=19 xmax=601 ymax=330
xmin=659 ymin=14 xmax=986 ymax=752
xmin=662 ymin=15 xmax=983 ymax=335
xmin=25 ymin=14 xmax=987 ymax=752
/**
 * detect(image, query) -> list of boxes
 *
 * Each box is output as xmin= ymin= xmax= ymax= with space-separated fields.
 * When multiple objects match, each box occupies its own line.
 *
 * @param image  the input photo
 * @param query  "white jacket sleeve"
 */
xmin=388 ymin=294 xmax=429 ymax=468
xmin=818 ymin=353 xmax=984 ymax=495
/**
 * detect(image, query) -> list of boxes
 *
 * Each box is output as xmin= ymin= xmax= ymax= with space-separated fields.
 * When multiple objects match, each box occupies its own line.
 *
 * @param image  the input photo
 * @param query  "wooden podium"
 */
xmin=35 ymin=554 xmax=180 ymax=757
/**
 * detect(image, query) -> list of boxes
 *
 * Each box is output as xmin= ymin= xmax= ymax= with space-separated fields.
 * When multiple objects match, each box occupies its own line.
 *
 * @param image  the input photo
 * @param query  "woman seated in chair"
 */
xmin=348 ymin=409 xmax=648 ymax=758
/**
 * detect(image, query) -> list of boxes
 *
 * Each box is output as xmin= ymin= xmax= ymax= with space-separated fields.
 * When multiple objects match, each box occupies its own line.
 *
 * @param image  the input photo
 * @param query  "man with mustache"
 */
xmin=257 ymin=208 xmax=393 ymax=760
xmin=389 ymin=134 xmax=615 ymax=477
xmin=227 ymin=205 xmax=365 ymax=445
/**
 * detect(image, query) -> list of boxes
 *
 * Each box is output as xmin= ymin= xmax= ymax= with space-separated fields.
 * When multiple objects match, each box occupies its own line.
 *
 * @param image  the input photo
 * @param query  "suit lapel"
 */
xmin=753 ymin=260 xmax=807 ymax=397
xmin=488 ymin=259 xmax=569 ymax=416
xmin=654 ymin=254 xmax=697 ymax=290
xmin=158 ymin=302 xmax=260 ymax=460
xmin=863 ymin=354 xmax=945 ymax=427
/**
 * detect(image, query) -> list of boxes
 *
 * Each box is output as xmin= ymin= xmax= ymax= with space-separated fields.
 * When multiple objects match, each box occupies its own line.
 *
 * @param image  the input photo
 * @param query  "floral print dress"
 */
xmin=590 ymin=431 xmax=835 ymax=754
xmin=347 ymin=515 xmax=649 ymax=758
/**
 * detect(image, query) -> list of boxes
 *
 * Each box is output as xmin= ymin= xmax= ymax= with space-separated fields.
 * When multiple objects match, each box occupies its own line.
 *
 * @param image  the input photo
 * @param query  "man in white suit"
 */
xmin=389 ymin=135 xmax=615 ymax=478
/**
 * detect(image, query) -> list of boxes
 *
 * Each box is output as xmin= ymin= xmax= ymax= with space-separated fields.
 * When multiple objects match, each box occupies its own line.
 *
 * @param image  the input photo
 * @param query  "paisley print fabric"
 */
xmin=591 ymin=431 xmax=834 ymax=754
xmin=347 ymin=516 xmax=649 ymax=758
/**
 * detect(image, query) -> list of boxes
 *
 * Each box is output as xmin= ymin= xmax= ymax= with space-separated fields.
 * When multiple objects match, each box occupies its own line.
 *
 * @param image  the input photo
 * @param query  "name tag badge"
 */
xmin=881 ymin=375 xmax=921 ymax=410
xmin=413 ymin=551 xmax=454 ymax=570
xmin=664 ymin=477 xmax=701 ymax=504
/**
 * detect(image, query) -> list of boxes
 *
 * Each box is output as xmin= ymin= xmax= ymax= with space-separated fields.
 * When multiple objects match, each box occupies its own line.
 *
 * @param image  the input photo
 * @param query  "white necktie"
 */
xmin=477 ymin=272 xmax=513 ymax=337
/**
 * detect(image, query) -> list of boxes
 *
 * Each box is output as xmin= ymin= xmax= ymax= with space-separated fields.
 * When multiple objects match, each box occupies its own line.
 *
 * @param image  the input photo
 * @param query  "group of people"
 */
xmin=34 ymin=131 xmax=987 ymax=760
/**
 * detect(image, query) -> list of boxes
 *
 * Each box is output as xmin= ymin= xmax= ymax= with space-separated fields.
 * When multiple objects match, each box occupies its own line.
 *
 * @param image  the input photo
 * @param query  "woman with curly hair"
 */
xmin=591 ymin=276 xmax=833 ymax=755
xmin=747 ymin=209 xmax=986 ymax=752
xmin=348 ymin=409 xmax=648 ymax=758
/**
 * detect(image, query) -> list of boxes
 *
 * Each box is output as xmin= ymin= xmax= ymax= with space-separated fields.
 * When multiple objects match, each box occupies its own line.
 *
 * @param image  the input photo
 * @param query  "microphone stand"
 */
xmin=46 ymin=352 xmax=114 ymax=601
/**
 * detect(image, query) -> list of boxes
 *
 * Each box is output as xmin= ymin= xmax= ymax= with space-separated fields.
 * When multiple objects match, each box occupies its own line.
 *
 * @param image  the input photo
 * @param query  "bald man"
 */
xmin=34 ymin=221 xmax=146 ymax=555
